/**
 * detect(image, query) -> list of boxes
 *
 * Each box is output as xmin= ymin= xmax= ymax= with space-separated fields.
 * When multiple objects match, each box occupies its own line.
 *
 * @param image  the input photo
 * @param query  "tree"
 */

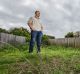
xmin=0 ymin=28 xmax=8 ymax=33
xmin=9 ymin=27 xmax=30 ymax=42
xmin=65 ymin=32 xmax=74 ymax=38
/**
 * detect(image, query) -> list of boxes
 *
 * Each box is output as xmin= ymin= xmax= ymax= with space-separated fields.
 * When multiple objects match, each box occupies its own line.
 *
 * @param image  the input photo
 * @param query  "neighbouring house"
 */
xmin=74 ymin=31 xmax=80 ymax=37
xmin=47 ymin=35 xmax=55 ymax=39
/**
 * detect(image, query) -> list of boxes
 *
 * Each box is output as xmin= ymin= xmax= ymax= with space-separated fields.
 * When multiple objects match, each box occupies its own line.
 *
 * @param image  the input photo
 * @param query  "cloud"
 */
xmin=0 ymin=0 xmax=80 ymax=38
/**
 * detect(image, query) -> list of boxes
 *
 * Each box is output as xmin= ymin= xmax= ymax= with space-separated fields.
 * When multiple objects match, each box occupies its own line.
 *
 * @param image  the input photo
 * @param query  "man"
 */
xmin=27 ymin=10 xmax=43 ymax=53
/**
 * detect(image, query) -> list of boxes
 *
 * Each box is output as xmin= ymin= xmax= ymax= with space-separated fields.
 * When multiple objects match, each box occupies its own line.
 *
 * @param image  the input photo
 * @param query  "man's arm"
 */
xmin=41 ymin=24 xmax=43 ymax=31
xmin=27 ymin=17 xmax=34 ymax=31
xmin=28 ymin=21 xmax=33 ymax=30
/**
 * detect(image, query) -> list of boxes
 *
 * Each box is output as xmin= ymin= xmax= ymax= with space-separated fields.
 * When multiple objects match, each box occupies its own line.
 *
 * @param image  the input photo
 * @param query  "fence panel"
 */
xmin=48 ymin=37 xmax=80 ymax=48
xmin=0 ymin=33 xmax=26 ymax=44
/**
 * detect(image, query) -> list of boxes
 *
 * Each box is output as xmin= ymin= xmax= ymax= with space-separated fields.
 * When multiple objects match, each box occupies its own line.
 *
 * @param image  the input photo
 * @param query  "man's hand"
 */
xmin=30 ymin=27 xmax=34 ymax=31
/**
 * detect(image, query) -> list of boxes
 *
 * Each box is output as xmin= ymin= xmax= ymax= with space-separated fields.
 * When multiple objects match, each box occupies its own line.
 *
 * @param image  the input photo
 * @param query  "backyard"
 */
xmin=0 ymin=43 xmax=80 ymax=74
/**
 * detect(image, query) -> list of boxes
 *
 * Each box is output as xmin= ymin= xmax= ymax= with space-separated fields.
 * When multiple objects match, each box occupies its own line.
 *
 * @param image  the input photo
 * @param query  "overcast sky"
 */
xmin=0 ymin=0 xmax=80 ymax=38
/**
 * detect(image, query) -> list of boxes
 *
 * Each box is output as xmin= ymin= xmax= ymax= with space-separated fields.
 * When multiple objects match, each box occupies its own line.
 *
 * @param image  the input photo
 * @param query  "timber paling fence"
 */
xmin=0 ymin=33 xmax=26 ymax=45
xmin=48 ymin=37 xmax=80 ymax=48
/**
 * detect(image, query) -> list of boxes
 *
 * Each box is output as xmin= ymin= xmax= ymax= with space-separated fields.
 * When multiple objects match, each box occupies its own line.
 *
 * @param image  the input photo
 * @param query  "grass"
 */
xmin=0 ymin=43 xmax=80 ymax=74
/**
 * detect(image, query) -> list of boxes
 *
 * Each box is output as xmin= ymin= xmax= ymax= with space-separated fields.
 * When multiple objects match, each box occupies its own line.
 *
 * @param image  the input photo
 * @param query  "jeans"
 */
xmin=29 ymin=30 xmax=43 ymax=53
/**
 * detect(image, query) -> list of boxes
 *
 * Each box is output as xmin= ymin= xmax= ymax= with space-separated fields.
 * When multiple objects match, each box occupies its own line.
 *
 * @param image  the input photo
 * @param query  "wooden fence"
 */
xmin=48 ymin=37 xmax=80 ymax=48
xmin=0 ymin=33 xmax=26 ymax=44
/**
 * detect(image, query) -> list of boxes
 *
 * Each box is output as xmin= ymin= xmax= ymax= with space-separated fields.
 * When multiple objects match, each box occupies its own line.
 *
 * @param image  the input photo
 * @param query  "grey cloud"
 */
xmin=0 ymin=0 xmax=80 ymax=38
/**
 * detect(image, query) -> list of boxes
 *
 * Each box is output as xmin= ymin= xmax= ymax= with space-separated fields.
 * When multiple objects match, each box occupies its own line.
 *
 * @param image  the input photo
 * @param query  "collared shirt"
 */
xmin=28 ymin=17 xmax=43 ymax=31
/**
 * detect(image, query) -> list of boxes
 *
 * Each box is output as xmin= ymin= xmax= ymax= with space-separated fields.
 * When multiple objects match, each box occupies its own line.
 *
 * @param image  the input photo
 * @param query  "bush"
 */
xmin=42 ymin=35 xmax=49 ymax=45
xmin=65 ymin=32 xmax=74 ymax=38
xmin=9 ymin=27 xmax=31 ymax=42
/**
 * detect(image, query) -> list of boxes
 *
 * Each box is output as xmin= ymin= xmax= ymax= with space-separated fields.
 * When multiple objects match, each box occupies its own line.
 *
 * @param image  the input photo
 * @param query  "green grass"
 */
xmin=0 ymin=43 xmax=80 ymax=74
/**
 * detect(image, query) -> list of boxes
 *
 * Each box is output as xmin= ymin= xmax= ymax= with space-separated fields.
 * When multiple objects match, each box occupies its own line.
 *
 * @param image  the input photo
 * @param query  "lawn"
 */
xmin=0 ymin=43 xmax=80 ymax=74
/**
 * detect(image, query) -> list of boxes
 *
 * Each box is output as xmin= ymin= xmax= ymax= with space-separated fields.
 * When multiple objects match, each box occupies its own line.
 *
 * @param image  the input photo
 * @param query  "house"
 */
xmin=74 ymin=31 xmax=80 ymax=37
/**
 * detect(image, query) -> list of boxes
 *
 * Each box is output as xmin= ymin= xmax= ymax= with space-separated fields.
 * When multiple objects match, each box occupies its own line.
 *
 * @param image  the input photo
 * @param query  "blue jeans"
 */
xmin=29 ymin=30 xmax=43 ymax=53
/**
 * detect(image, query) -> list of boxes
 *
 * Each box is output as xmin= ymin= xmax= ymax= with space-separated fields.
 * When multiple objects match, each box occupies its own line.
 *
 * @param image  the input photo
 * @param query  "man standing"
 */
xmin=27 ymin=10 xmax=43 ymax=53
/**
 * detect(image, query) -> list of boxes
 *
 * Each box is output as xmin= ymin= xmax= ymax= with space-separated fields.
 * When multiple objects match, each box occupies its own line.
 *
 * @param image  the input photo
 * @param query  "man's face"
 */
xmin=35 ymin=11 xmax=40 ymax=17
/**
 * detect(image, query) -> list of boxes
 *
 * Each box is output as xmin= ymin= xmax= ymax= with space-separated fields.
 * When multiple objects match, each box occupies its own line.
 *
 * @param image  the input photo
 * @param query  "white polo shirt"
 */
xmin=28 ymin=17 xmax=43 ymax=31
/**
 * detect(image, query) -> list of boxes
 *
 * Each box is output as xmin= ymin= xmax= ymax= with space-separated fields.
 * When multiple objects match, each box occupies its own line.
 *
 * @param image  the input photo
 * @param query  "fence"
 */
xmin=0 ymin=33 xmax=26 ymax=44
xmin=48 ymin=37 xmax=80 ymax=48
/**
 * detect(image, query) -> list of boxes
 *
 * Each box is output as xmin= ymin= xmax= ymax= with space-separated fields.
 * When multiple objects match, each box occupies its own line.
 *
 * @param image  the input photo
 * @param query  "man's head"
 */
xmin=35 ymin=10 xmax=40 ymax=18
